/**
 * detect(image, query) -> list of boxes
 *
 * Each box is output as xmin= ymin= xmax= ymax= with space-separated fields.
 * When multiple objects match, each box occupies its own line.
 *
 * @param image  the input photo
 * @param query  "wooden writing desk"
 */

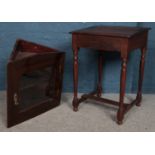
xmin=70 ymin=26 xmax=150 ymax=124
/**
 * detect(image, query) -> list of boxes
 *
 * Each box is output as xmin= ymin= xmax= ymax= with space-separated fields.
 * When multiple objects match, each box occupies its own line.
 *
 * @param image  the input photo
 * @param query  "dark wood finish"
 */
xmin=7 ymin=39 xmax=65 ymax=127
xmin=136 ymin=47 xmax=146 ymax=106
xmin=72 ymin=46 xmax=79 ymax=112
xmin=117 ymin=57 xmax=128 ymax=124
xmin=97 ymin=52 xmax=103 ymax=97
xmin=70 ymin=26 xmax=150 ymax=124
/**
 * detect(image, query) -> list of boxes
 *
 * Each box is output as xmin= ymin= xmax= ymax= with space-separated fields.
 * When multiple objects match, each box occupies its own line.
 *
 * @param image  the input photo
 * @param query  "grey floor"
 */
xmin=0 ymin=91 xmax=155 ymax=132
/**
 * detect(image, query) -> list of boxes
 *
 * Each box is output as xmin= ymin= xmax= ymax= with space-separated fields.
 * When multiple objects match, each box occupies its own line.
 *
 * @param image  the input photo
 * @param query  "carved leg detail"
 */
xmin=136 ymin=47 xmax=146 ymax=106
xmin=97 ymin=52 xmax=103 ymax=97
xmin=117 ymin=57 xmax=127 ymax=125
xmin=72 ymin=48 xmax=79 ymax=111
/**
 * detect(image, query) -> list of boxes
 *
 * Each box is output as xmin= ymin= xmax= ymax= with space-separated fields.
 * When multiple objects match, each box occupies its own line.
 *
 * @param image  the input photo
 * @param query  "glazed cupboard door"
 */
xmin=7 ymin=52 xmax=65 ymax=127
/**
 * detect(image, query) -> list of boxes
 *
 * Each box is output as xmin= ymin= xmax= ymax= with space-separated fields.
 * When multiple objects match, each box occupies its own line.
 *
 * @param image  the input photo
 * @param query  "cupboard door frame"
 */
xmin=7 ymin=52 xmax=65 ymax=128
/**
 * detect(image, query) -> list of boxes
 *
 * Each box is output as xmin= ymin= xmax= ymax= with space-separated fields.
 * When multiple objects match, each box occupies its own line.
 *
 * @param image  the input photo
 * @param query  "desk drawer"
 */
xmin=76 ymin=34 xmax=122 ymax=51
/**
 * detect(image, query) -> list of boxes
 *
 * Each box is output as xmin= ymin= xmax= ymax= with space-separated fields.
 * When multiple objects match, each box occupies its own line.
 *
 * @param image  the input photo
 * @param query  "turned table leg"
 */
xmin=72 ymin=48 xmax=79 ymax=111
xmin=97 ymin=52 xmax=103 ymax=97
xmin=136 ymin=47 xmax=146 ymax=106
xmin=117 ymin=57 xmax=128 ymax=125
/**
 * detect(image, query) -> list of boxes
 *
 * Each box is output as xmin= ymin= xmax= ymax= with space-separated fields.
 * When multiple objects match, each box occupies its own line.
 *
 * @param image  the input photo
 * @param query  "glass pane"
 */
xmin=19 ymin=67 xmax=55 ymax=110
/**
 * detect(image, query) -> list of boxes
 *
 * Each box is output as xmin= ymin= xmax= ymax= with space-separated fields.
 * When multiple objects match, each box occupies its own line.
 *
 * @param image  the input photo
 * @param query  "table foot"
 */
xmin=117 ymin=120 xmax=123 ymax=125
xmin=72 ymin=98 xmax=79 ymax=112
xmin=117 ymin=109 xmax=124 ymax=125
xmin=73 ymin=107 xmax=78 ymax=112
xmin=97 ymin=86 xmax=102 ymax=98
xmin=136 ymin=102 xmax=141 ymax=107
xmin=136 ymin=94 xmax=142 ymax=107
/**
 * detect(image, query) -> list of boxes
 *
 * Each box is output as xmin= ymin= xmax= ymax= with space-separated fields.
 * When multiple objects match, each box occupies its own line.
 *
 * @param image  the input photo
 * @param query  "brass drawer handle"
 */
xmin=14 ymin=93 xmax=19 ymax=105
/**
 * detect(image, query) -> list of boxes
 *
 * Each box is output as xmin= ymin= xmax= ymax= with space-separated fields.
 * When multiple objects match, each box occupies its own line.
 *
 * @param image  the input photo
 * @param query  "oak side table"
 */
xmin=70 ymin=26 xmax=150 ymax=125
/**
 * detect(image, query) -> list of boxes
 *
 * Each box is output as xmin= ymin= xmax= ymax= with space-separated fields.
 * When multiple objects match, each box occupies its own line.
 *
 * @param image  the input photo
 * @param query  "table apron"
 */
xmin=74 ymin=35 xmax=124 ymax=51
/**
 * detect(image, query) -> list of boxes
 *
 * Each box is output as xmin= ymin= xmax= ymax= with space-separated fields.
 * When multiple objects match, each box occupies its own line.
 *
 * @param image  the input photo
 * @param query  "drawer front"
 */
xmin=75 ymin=34 xmax=123 ymax=51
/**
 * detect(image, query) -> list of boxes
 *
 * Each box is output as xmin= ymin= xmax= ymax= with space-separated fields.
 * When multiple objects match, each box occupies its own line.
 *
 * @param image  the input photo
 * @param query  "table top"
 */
xmin=71 ymin=26 xmax=150 ymax=38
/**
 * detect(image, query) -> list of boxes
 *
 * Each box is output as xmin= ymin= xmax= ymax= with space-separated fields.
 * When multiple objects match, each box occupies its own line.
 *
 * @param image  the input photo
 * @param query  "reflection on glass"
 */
xmin=19 ymin=67 xmax=55 ymax=109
